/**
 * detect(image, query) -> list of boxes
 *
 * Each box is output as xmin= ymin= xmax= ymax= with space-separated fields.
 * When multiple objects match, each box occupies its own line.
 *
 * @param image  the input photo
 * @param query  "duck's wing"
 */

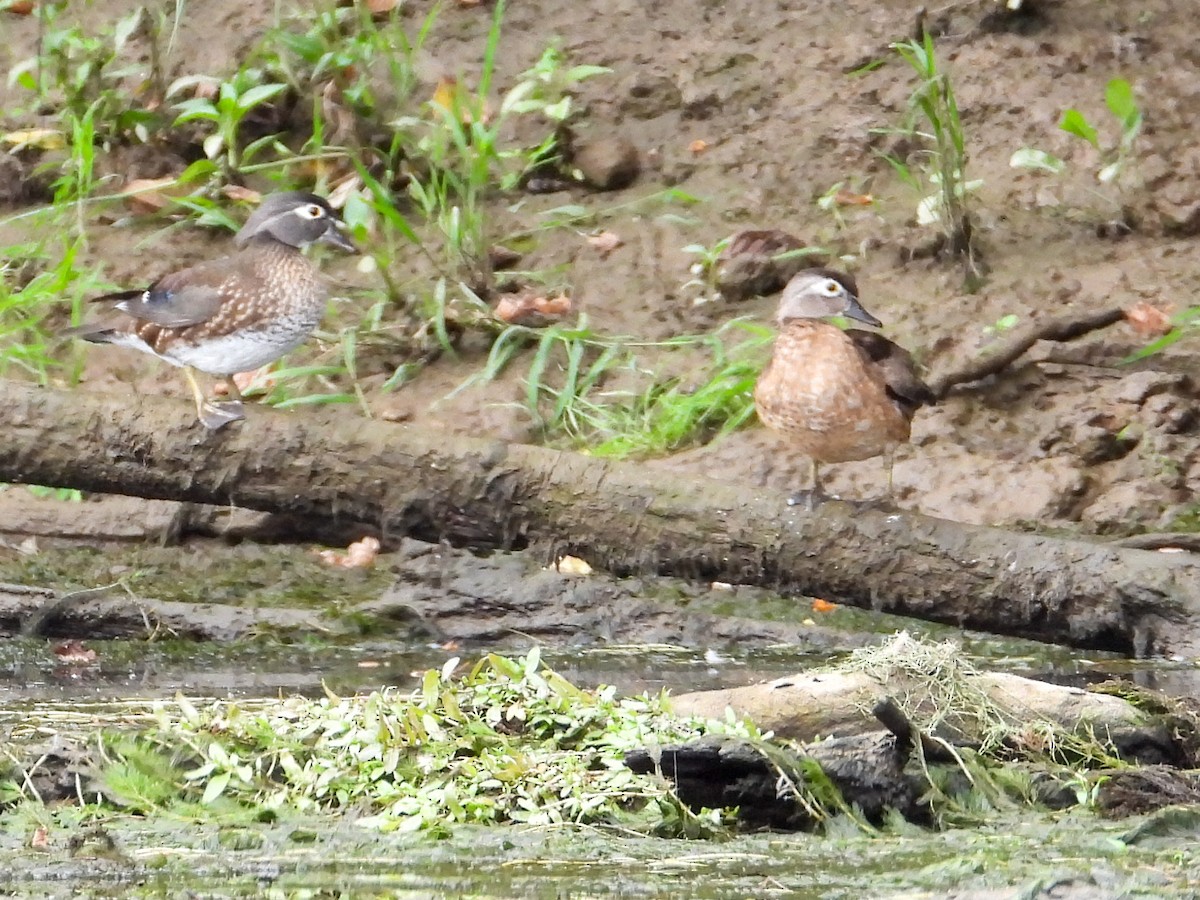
xmin=845 ymin=329 xmax=935 ymax=417
xmin=64 ymin=259 xmax=235 ymax=342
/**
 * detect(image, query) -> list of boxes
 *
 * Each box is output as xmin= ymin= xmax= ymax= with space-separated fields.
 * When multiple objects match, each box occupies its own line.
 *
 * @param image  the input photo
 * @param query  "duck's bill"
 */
xmin=843 ymin=295 xmax=883 ymax=328
xmin=321 ymin=223 xmax=359 ymax=253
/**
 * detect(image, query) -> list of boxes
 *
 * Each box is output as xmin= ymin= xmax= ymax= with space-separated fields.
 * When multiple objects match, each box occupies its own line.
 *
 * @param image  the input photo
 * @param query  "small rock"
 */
xmin=1070 ymin=422 xmax=1139 ymax=466
xmin=1115 ymin=371 xmax=1185 ymax=405
xmin=1140 ymin=392 xmax=1196 ymax=433
xmin=1083 ymin=481 xmax=1173 ymax=533
xmin=571 ymin=136 xmax=640 ymax=191
xmin=1153 ymin=187 xmax=1200 ymax=236
xmin=681 ymin=87 xmax=720 ymax=120
xmin=622 ymin=72 xmax=682 ymax=119
xmin=714 ymin=229 xmax=822 ymax=301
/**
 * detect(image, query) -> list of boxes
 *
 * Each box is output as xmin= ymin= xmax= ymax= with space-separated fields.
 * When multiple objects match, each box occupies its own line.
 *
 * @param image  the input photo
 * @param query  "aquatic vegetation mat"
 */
xmin=4 ymin=649 xmax=758 ymax=837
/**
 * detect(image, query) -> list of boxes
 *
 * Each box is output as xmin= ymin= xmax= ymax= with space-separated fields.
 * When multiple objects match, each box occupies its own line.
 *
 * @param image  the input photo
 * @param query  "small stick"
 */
xmin=928 ymin=307 xmax=1126 ymax=400
xmin=1108 ymin=533 xmax=1200 ymax=554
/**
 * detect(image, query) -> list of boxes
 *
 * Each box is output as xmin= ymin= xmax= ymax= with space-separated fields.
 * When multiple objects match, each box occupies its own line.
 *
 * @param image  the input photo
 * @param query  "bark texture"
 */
xmin=2 ymin=381 xmax=1199 ymax=655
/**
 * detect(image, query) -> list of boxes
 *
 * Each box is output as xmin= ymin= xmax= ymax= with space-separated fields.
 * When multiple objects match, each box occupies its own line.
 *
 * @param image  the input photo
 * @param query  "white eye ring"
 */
xmin=820 ymin=279 xmax=841 ymax=295
xmin=296 ymin=204 xmax=325 ymax=219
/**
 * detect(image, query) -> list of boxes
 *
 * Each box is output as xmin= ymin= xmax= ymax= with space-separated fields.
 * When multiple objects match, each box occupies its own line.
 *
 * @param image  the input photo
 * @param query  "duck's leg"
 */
xmin=212 ymin=374 xmax=247 ymax=419
xmin=183 ymin=366 xmax=244 ymax=430
xmin=787 ymin=459 xmax=828 ymax=510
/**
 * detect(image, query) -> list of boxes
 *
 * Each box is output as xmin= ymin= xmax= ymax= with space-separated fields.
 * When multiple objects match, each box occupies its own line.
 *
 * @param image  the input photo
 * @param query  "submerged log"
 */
xmin=625 ymin=731 xmax=931 ymax=830
xmin=1 ymin=381 xmax=1200 ymax=656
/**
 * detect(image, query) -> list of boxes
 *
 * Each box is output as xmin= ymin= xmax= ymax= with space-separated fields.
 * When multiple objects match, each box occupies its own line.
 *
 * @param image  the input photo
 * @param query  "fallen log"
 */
xmin=1 ymin=381 xmax=1199 ymax=656
xmin=0 ymin=581 xmax=329 ymax=641
xmin=671 ymin=660 xmax=1180 ymax=764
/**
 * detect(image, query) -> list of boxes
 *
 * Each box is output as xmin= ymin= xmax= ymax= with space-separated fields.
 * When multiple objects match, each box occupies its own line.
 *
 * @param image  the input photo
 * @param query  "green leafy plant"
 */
xmin=7 ymin=4 xmax=162 ymax=140
xmin=503 ymin=44 xmax=611 ymax=188
xmin=0 ymin=236 xmax=105 ymax=385
xmin=169 ymin=68 xmax=289 ymax=174
xmin=100 ymin=650 xmax=756 ymax=835
xmin=589 ymin=321 xmax=772 ymax=459
xmin=681 ymin=236 xmax=733 ymax=299
xmin=463 ymin=316 xmax=771 ymax=454
xmin=1011 ymin=78 xmax=1143 ymax=216
xmin=1061 ymin=78 xmax=1143 ymax=186
xmin=884 ymin=34 xmax=980 ymax=281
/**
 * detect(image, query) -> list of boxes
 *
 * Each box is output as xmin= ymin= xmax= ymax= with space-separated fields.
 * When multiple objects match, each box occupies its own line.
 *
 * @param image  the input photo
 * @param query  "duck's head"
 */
xmin=234 ymin=191 xmax=357 ymax=253
xmin=774 ymin=268 xmax=881 ymax=328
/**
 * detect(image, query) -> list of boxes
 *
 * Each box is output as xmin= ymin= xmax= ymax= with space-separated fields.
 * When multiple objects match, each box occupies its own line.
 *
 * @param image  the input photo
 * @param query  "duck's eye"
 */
xmin=296 ymin=204 xmax=325 ymax=219
xmin=820 ymin=279 xmax=841 ymax=295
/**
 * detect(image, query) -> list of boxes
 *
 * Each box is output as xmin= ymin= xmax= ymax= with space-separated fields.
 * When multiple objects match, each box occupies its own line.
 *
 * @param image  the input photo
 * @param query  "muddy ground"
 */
xmin=1 ymin=1 xmax=1199 ymax=559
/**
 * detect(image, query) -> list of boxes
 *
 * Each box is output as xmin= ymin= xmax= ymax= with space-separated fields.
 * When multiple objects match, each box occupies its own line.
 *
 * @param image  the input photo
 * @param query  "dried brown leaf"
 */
xmin=833 ymin=189 xmax=874 ymax=206
xmin=552 ymin=555 xmax=593 ymax=576
xmin=316 ymin=536 xmax=381 ymax=568
xmin=1 ymin=128 xmax=65 ymax=150
xmin=1123 ymin=301 xmax=1173 ymax=338
xmin=124 ymin=177 xmax=180 ymax=213
xmin=688 ymin=139 xmax=709 ymax=155
xmin=585 ymin=230 xmax=624 ymax=257
xmin=221 ymin=185 xmax=263 ymax=204
xmin=493 ymin=292 xmax=572 ymax=326
xmin=53 ymin=640 xmax=97 ymax=664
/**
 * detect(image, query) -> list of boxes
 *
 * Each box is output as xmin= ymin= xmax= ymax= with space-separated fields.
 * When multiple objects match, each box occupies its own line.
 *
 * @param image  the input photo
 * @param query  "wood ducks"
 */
xmin=68 ymin=191 xmax=357 ymax=429
xmin=753 ymin=268 xmax=933 ymax=505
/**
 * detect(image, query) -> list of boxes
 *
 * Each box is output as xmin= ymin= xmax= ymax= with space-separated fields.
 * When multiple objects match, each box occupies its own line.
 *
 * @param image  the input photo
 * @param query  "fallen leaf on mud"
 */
xmin=29 ymin=828 xmax=50 ymax=851
xmin=429 ymin=77 xmax=491 ymax=125
xmin=710 ymin=581 xmax=733 ymax=591
xmin=326 ymin=172 xmax=361 ymax=210
xmin=811 ymin=598 xmax=838 ymax=613
xmin=552 ymin=555 xmax=593 ymax=576
xmin=833 ymin=189 xmax=874 ymax=206
xmin=441 ymin=640 xmax=462 ymax=651
xmin=688 ymin=139 xmax=709 ymax=155
xmin=585 ymin=230 xmax=624 ymax=256
xmin=364 ymin=0 xmax=399 ymax=16
xmin=53 ymin=640 xmax=97 ymax=664
xmin=493 ymin=292 xmax=571 ymax=326
xmin=1 ymin=128 xmax=64 ymax=150
xmin=221 ymin=185 xmax=263 ymax=204
xmin=1123 ymin=301 xmax=1174 ymax=337
xmin=123 ymin=177 xmax=180 ymax=213
xmin=357 ymin=660 xmax=382 ymax=668
xmin=213 ymin=366 xmax=275 ymax=397
xmin=316 ymin=536 xmax=381 ymax=568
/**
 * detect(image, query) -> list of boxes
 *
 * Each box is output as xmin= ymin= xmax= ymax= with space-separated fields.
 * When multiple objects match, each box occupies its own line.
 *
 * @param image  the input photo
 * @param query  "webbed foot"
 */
xmin=198 ymin=400 xmax=245 ymax=430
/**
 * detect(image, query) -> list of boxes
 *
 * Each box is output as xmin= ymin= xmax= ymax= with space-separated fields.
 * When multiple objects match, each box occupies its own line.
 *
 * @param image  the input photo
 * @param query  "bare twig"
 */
xmin=1108 ymin=533 xmax=1200 ymax=554
xmin=928 ymin=307 xmax=1126 ymax=400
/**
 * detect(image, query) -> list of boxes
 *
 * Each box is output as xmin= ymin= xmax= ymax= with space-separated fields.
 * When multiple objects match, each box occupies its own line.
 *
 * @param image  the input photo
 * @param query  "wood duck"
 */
xmin=753 ymin=268 xmax=933 ymax=505
xmin=68 ymin=191 xmax=357 ymax=429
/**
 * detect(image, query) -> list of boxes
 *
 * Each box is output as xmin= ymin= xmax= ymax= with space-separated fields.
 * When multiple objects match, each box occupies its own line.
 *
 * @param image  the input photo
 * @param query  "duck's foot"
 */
xmin=786 ymin=488 xmax=835 ymax=511
xmin=851 ymin=493 xmax=901 ymax=512
xmin=197 ymin=400 xmax=245 ymax=430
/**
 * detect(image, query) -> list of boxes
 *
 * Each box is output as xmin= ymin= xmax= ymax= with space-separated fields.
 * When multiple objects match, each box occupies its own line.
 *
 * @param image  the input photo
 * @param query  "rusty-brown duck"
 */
xmin=753 ymin=268 xmax=933 ymax=505
xmin=67 ymin=191 xmax=357 ymax=430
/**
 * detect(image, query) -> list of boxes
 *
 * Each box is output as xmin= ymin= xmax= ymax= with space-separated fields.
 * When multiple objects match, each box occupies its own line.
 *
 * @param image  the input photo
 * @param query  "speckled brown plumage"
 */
xmin=111 ymin=241 xmax=328 ymax=375
xmin=68 ymin=192 xmax=355 ymax=429
xmin=755 ymin=321 xmax=927 ymax=463
xmin=753 ymin=268 xmax=932 ymax=502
